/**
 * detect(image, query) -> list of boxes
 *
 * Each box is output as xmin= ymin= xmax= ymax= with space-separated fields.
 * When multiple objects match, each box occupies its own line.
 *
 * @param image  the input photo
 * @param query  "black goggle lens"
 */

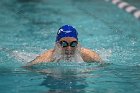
xmin=59 ymin=41 xmax=78 ymax=47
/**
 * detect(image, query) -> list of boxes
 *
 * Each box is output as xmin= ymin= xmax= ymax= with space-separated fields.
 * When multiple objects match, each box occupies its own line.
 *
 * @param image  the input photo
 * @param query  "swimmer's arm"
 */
xmin=26 ymin=49 xmax=54 ymax=66
xmin=81 ymin=48 xmax=102 ymax=63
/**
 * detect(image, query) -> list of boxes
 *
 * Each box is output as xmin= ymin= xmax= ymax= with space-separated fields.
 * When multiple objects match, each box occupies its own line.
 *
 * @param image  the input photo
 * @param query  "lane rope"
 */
xmin=111 ymin=0 xmax=140 ymax=20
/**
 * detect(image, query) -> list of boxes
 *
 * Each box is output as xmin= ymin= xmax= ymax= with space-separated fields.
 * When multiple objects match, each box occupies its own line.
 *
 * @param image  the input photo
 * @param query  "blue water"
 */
xmin=0 ymin=0 xmax=140 ymax=93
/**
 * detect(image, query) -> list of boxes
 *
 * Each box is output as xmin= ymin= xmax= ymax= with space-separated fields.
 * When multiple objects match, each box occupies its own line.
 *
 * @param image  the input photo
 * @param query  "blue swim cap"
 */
xmin=56 ymin=25 xmax=78 ymax=42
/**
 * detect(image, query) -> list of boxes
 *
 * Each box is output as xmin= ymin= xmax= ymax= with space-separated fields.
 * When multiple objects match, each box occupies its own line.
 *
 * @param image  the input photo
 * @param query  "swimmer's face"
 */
xmin=58 ymin=37 xmax=78 ymax=55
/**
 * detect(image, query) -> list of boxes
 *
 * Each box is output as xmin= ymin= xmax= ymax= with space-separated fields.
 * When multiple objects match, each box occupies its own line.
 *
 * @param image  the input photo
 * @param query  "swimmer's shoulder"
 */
xmin=27 ymin=49 xmax=54 ymax=66
xmin=40 ymin=49 xmax=54 ymax=57
xmin=80 ymin=47 xmax=102 ymax=62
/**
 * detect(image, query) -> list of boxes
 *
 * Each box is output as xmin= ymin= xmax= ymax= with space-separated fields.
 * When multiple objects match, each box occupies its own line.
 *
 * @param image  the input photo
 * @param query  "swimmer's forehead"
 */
xmin=59 ymin=37 xmax=77 ymax=42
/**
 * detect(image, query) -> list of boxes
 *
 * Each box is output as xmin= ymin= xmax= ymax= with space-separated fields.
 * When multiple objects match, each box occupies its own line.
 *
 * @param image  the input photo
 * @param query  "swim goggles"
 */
xmin=59 ymin=41 xmax=78 ymax=47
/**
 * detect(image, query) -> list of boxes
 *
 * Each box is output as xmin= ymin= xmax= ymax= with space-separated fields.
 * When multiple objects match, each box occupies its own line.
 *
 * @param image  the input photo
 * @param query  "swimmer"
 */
xmin=27 ymin=25 xmax=102 ymax=66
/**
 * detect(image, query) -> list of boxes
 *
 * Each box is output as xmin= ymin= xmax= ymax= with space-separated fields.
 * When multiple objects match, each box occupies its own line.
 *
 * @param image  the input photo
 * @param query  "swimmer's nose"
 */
xmin=66 ymin=46 xmax=72 ymax=50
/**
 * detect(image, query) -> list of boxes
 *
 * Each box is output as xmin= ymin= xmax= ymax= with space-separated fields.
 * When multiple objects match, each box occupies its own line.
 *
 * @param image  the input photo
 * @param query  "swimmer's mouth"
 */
xmin=64 ymin=51 xmax=74 ymax=55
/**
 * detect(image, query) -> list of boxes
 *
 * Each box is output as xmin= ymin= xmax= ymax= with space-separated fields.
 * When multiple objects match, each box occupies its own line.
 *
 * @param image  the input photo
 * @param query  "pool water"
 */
xmin=0 ymin=0 xmax=140 ymax=93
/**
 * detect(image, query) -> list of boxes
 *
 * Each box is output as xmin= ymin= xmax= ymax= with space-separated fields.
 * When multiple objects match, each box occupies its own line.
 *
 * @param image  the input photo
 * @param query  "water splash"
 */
xmin=52 ymin=43 xmax=84 ymax=63
xmin=11 ymin=50 xmax=38 ymax=64
xmin=97 ymin=48 xmax=112 ymax=62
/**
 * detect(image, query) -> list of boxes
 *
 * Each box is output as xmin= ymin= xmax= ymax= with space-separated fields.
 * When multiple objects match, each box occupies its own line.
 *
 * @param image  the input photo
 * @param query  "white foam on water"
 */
xmin=11 ymin=50 xmax=38 ymax=64
xmin=97 ymin=48 xmax=112 ymax=62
